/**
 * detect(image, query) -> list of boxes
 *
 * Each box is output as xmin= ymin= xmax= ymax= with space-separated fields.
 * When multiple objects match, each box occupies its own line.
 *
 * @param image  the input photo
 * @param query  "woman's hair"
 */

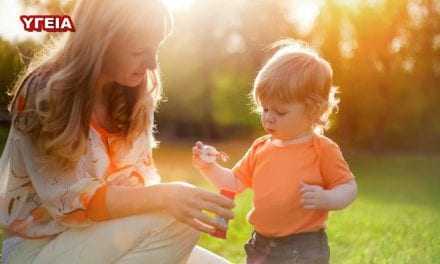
xmin=8 ymin=0 xmax=173 ymax=169
xmin=252 ymin=40 xmax=339 ymax=132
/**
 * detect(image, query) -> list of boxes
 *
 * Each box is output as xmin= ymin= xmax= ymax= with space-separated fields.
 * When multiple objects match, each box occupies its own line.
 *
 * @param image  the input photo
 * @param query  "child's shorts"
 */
xmin=244 ymin=229 xmax=329 ymax=264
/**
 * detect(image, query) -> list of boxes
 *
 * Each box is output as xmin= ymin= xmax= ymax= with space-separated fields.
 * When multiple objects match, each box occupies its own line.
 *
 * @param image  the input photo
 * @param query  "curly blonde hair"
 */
xmin=8 ymin=0 xmax=172 ymax=170
xmin=252 ymin=41 xmax=339 ymax=133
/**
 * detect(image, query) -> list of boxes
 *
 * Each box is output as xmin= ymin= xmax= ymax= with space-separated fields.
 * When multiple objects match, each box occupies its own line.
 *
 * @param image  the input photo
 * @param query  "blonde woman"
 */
xmin=0 ymin=0 xmax=233 ymax=263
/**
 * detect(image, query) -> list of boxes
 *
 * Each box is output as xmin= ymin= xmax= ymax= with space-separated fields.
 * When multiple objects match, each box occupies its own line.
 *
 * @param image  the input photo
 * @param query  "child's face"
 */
xmin=260 ymin=100 xmax=312 ymax=140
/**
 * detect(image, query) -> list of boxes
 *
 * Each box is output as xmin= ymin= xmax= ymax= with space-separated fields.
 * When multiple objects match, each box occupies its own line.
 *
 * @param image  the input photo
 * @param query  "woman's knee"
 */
xmin=115 ymin=212 xmax=201 ymax=247
xmin=115 ymin=217 xmax=201 ymax=263
xmin=175 ymin=219 xmax=201 ymax=244
xmin=154 ymin=215 xmax=200 ymax=245
xmin=99 ymin=212 xmax=175 ymax=234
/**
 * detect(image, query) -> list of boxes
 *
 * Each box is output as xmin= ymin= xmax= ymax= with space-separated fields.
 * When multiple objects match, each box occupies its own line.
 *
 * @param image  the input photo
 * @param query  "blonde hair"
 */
xmin=8 ymin=0 xmax=172 ymax=169
xmin=252 ymin=40 xmax=339 ymax=132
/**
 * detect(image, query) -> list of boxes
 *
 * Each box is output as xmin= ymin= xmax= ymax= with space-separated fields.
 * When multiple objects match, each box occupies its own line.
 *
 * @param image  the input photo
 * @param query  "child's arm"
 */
xmin=325 ymin=179 xmax=357 ymax=210
xmin=301 ymin=138 xmax=358 ymax=211
xmin=300 ymin=179 xmax=357 ymax=210
xmin=199 ymin=162 xmax=239 ymax=191
xmin=192 ymin=142 xmax=244 ymax=192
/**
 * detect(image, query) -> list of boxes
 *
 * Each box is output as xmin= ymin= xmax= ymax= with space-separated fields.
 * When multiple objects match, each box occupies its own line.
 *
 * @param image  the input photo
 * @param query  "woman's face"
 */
xmin=102 ymin=32 xmax=160 ymax=87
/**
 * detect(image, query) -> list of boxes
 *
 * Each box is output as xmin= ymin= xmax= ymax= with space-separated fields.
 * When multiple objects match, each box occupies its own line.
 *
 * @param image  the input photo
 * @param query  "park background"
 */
xmin=0 ymin=0 xmax=439 ymax=263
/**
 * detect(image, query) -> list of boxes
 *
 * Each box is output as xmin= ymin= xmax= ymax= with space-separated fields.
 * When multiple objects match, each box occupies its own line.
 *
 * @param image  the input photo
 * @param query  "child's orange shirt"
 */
xmin=232 ymin=134 xmax=354 ymax=237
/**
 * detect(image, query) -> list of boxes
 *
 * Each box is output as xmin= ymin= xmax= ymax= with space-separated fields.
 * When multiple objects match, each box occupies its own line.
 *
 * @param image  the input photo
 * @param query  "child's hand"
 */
xmin=192 ymin=141 xmax=229 ymax=171
xmin=299 ymin=182 xmax=331 ymax=210
xmin=192 ymin=141 xmax=215 ymax=171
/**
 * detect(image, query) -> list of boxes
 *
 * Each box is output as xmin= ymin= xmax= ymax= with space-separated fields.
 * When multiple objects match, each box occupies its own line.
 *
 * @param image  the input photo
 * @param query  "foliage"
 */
xmin=0 ymin=0 xmax=439 ymax=150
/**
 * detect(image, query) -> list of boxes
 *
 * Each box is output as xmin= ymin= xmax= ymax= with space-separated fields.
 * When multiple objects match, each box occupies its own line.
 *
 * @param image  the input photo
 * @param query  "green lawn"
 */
xmin=0 ymin=132 xmax=438 ymax=263
xmin=155 ymin=140 xmax=440 ymax=264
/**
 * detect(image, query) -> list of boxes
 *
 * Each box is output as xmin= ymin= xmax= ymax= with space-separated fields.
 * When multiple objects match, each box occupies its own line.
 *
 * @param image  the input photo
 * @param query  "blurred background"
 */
xmin=0 ymin=0 xmax=439 ymax=263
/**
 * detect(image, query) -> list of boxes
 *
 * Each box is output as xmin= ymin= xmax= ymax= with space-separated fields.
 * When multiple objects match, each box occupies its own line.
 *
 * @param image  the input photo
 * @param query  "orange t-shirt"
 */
xmin=232 ymin=134 xmax=354 ymax=237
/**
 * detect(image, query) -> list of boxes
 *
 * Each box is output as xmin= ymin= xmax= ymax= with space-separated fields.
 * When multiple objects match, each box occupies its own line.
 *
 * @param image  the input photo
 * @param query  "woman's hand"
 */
xmin=159 ymin=182 xmax=235 ymax=234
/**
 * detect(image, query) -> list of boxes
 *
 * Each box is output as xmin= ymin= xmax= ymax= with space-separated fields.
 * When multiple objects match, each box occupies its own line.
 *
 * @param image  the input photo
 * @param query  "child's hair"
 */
xmin=252 ymin=40 xmax=339 ymax=133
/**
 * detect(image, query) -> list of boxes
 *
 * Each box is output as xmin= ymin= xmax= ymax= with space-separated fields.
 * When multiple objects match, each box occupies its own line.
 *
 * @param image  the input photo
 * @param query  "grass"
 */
xmin=154 ymin=139 xmax=440 ymax=264
xmin=0 ymin=131 xmax=438 ymax=263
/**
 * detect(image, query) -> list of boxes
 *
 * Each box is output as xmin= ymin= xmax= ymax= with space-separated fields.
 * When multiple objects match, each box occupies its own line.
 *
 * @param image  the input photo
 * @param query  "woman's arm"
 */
xmin=14 ymin=127 xmax=234 ymax=233
xmin=92 ymin=182 xmax=235 ymax=233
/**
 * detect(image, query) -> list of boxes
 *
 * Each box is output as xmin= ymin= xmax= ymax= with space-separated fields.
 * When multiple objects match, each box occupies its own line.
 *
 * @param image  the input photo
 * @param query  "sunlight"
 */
xmin=162 ymin=0 xmax=194 ymax=10
xmin=340 ymin=0 xmax=385 ymax=7
xmin=337 ymin=0 xmax=361 ymax=8
xmin=286 ymin=0 xmax=322 ymax=35
xmin=0 ymin=0 xmax=193 ymax=42
xmin=0 ymin=0 xmax=45 ymax=42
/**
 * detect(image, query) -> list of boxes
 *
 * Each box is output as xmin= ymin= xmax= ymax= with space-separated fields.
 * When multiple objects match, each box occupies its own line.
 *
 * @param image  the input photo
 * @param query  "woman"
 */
xmin=0 ymin=0 xmax=233 ymax=263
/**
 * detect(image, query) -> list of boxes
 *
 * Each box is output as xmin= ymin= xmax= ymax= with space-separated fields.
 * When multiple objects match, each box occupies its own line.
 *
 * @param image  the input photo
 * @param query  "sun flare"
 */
xmin=287 ymin=0 xmax=322 ymax=35
xmin=162 ymin=0 xmax=194 ymax=10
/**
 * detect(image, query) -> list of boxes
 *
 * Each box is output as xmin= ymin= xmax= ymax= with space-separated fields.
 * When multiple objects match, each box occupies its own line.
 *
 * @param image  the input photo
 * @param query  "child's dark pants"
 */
xmin=244 ymin=229 xmax=329 ymax=264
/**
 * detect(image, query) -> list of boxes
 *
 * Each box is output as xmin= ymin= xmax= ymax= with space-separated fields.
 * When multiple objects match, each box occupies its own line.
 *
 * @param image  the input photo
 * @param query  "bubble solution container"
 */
xmin=211 ymin=189 xmax=236 ymax=239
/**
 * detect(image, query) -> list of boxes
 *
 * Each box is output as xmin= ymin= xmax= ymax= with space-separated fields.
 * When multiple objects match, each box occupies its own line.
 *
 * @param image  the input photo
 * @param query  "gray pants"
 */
xmin=244 ymin=229 xmax=329 ymax=264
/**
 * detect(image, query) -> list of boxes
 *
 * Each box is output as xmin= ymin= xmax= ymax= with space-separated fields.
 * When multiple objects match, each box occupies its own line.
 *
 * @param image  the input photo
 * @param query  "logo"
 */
xmin=20 ymin=15 xmax=75 ymax=32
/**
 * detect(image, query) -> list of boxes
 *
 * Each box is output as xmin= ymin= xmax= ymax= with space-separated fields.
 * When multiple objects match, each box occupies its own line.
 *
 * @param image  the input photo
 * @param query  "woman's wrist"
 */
xmin=105 ymin=184 xmax=169 ymax=218
xmin=146 ymin=182 xmax=194 ymax=211
xmin=151 ymin=183 xmax=179 ymax=210
xmin=140 ymin=184 xmax=174 ymax=211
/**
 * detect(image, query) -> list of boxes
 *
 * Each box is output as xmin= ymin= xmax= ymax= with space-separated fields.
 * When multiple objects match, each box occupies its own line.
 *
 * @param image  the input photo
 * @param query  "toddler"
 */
xmin=193 ymin=42 xmax=358 ymax=264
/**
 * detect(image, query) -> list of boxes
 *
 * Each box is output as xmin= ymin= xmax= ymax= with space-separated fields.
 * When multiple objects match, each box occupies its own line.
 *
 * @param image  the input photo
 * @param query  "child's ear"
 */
xmin=305 ymin=99 xmax=326 ymax=123
xmin=305 ymin=100 xmax=321 ymax=124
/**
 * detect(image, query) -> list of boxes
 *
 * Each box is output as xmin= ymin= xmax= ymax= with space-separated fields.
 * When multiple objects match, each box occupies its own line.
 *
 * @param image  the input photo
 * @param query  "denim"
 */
xmin=245 ymin=229 xmax=330 ymax=264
